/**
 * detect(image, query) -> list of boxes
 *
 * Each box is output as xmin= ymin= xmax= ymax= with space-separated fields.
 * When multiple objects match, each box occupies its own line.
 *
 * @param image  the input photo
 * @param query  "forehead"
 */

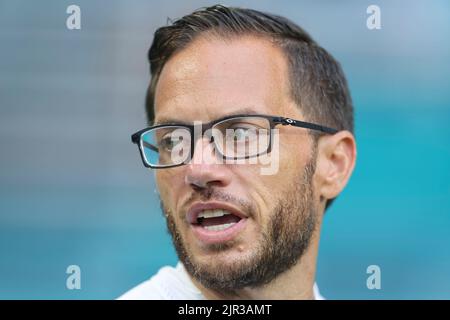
xmin=154 ymin=35 xmax=293 ymax=124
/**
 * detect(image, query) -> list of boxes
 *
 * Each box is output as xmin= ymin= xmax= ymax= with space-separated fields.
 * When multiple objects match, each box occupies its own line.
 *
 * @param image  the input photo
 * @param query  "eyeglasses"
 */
xmin=131 ymin=114 xmax=338 ymax=169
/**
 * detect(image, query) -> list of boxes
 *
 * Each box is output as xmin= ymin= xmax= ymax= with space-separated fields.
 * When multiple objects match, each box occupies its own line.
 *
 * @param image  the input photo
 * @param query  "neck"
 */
xmin=189 ymin=229 xmax=321 ymax=300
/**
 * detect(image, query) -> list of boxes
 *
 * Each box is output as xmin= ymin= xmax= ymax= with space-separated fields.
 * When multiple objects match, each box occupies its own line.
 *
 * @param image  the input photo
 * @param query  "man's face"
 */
xmin=153 ymin=36 xmax=320 ymax=292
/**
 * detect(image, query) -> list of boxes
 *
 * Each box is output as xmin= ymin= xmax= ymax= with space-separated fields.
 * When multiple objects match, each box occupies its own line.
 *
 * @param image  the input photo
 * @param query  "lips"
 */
xmin=186 ymin=201 xmax=249 ymax=244
xmin=186 ymin=202 xmax=247 ymax=224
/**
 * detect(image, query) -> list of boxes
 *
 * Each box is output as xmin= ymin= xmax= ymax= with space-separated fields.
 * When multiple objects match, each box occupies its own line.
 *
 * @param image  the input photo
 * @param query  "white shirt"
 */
xmin=118 ymin=262 xmax=325 ymax=300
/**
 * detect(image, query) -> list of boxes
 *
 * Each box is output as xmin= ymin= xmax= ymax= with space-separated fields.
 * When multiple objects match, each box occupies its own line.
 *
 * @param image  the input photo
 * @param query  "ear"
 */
xmin=315 ymin=130 xmax=357 ymax=203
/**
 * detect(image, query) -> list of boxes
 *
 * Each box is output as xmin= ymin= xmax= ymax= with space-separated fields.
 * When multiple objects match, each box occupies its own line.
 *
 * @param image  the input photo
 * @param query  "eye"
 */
xmin=226 ymin=125 xmax=256 ymax=142
xmin=158 ymin=134 xmax=182 ymax=151
xmin=232 ymin=128 xmax=248 ymax=141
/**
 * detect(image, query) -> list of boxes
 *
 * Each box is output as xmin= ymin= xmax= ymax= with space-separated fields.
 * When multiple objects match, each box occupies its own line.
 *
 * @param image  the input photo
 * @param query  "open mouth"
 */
xmin=187 ymin=204 xmax=248 ymax=244
xmin=194 ymin=209 xmax=242 ymax=231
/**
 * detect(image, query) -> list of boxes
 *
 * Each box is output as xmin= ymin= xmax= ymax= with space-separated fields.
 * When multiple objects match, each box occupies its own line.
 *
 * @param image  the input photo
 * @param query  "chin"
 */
xmin=190 ymin=243 xmax=256 ymax=268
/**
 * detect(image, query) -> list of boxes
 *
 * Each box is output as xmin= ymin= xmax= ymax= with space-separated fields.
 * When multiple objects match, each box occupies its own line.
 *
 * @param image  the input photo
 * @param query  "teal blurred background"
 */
xmin=0 ymin=0 xmax=449 ymax=299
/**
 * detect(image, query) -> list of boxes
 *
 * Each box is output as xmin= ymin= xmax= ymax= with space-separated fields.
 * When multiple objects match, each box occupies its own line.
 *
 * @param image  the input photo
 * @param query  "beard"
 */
xmin=160 ymin=147 xmax=318 ymax=294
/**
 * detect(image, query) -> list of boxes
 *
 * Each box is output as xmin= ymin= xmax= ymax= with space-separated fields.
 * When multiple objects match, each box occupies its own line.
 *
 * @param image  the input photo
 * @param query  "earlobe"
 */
xmin=317 ymin=131 xmax=357 ymax=201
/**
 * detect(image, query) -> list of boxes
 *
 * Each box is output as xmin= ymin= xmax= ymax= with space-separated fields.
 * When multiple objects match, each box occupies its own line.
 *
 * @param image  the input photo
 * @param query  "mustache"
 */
xmin=182 ymin=187 xmax=256 ymax=219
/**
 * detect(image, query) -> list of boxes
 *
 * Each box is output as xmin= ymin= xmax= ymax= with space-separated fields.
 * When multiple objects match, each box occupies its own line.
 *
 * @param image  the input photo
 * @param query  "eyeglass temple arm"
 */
xmin=142 ymin=140 xmax=158 ymax=152
xmin=278 ymin=117 xmax=338 ymax=134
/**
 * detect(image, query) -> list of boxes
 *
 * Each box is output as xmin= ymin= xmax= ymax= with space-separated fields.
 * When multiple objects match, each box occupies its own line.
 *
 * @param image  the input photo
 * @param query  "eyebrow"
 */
xmin=153 ymin=107 xmax=262 ymax=125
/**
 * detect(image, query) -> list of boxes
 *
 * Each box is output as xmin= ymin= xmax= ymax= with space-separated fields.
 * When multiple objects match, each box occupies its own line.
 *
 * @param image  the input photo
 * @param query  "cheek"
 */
xmin=234 ymin=165 xmax=279 ymax=223
xmin=155 ymin=171 xmax=178 ymax=206
xmin=255 ymin=139 xmax=307 ymax=200
xmin=270 ymin=143 xmax=299 ymax=181
xmin=278 ymin=132 xmax=311 ymax=173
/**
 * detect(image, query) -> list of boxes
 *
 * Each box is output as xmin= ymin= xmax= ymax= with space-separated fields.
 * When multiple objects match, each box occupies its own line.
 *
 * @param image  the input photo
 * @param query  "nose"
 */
xmin=184 ymin=136 xmax=231 ymax=190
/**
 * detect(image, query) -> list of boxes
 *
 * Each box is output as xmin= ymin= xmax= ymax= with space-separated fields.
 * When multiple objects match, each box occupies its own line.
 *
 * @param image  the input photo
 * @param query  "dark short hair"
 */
xmin=145 ymin=4 xmax=354 ymax=211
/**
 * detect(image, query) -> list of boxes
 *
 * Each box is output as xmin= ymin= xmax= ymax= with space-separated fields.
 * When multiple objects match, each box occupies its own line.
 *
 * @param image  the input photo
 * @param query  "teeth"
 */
xmin=197 ymin=209 xmax=231 ymax=219
xmin=203 ymin=222 xmax=236 ymax=231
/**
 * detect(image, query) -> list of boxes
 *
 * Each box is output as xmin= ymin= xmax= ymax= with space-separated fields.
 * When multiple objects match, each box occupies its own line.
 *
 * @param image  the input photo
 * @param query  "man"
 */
xmin=121 ymin=4 xmax=356 ymax=300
